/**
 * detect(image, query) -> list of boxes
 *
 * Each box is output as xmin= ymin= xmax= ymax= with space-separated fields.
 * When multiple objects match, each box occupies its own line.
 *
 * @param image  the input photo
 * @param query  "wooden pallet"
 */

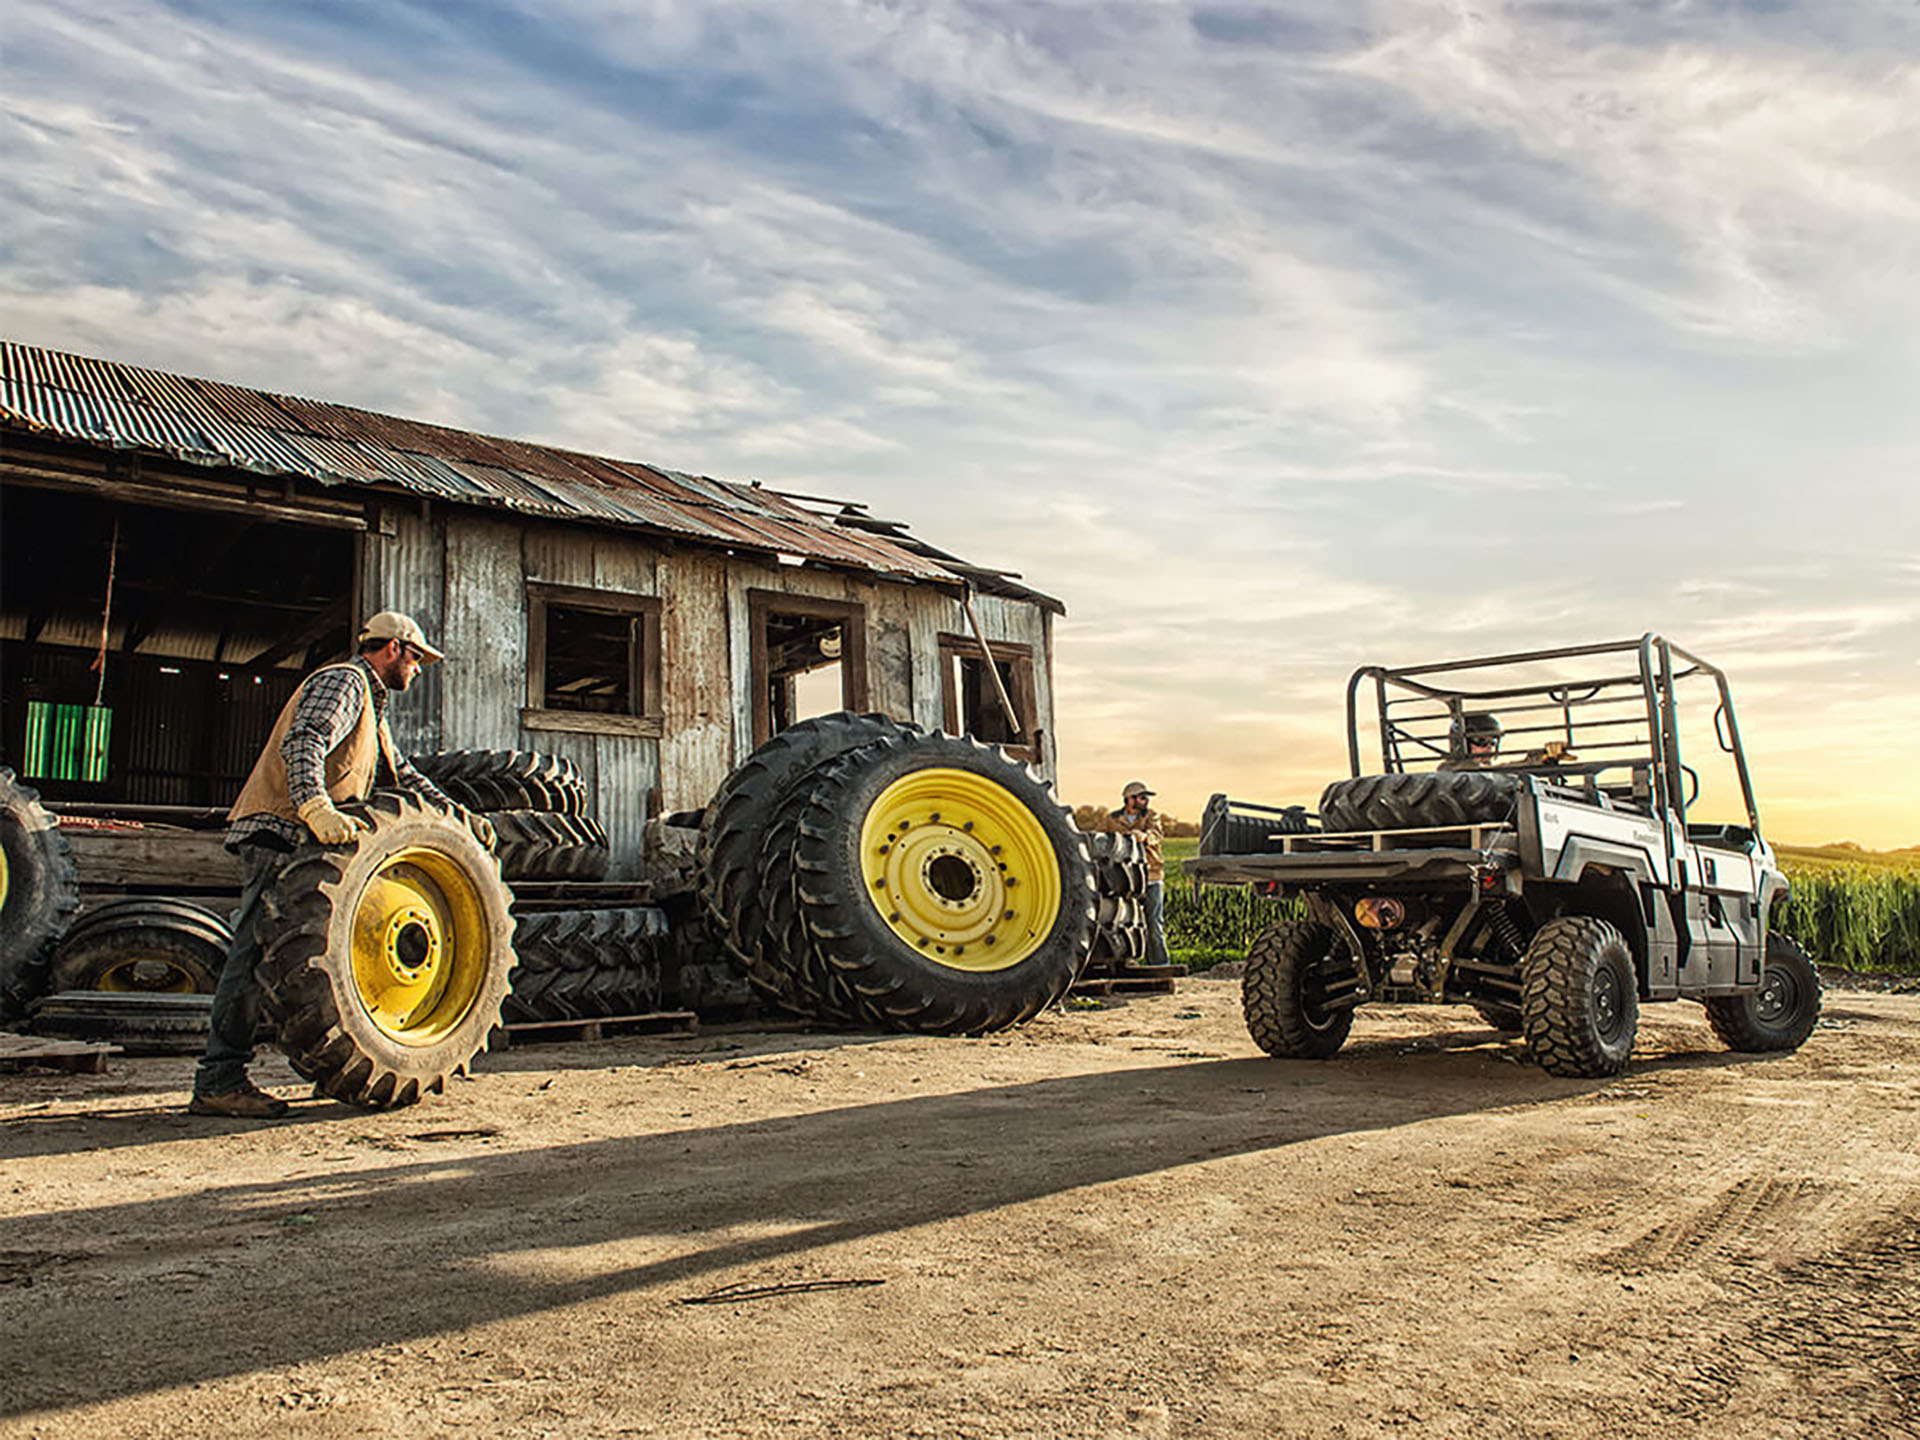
xmin=0 ymin=1031 xmax=120 ymax=1074
xmin=1071 ymin=962 xmax=1187 ymax=997
xmin=497 ymin=1010 xmax=699 ymax=1047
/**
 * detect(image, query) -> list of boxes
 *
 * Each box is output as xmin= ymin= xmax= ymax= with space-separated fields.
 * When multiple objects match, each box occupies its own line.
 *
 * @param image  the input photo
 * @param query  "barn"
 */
xmin=0 ymin=341 xmax=1063 ymax=880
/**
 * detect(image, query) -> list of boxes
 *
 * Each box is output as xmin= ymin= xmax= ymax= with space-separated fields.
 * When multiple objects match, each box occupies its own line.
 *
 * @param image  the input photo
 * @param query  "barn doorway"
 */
xmin=0 ymin=483 xmax=357 ymax=808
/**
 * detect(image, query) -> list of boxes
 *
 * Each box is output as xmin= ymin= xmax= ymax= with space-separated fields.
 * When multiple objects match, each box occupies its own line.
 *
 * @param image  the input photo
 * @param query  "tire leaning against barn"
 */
xmin=699 ymin=712 xmax=919 ymax=966
xmin=1318 ymin=771 xmax=1520 ymax=833
xmin=255 ymin=791 xmax=516 ymax=1108
xmin=0 ymin=767 xmax=81 ymax=1021
xmin=412 ymin=749 xmax=588 ymax=816
xmin=1703 ymin=932 xmax=1822 ymax=1053
xmin=1242 ymin=917 xmax=1360 ymax=1060
xmin=792 ymin=731 xmax=1096 ymax=1035
xmin=1520 ymin=914 xmax=1639 ymax=1078
xmin=504 ymin=906 xmax=667 ymax=1023
xmin=48 ymin=897 xmax=232 ymax=994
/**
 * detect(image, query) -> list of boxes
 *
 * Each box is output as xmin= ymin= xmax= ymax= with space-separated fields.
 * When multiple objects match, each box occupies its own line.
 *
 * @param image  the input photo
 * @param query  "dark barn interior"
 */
xmin=0 ymin=484 xmax=354 ymax=807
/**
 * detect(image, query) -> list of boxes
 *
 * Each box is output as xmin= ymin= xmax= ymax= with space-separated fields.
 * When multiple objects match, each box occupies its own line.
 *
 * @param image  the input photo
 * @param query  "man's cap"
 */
xmin=358 ymin=610 xmax=444 ymax=664
xmin=1122 ymin=780 xmax=1154 ymax=800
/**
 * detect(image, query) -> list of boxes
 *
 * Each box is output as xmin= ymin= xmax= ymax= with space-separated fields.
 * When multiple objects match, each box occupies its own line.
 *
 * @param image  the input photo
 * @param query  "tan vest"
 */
xmin=228 ymin=662 xmax=401 ymax=823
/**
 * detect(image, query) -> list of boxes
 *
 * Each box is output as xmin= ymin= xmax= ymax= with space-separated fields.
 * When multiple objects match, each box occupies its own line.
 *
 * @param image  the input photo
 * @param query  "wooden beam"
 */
xmin=241 ymin=594 xmax=351 ymax=672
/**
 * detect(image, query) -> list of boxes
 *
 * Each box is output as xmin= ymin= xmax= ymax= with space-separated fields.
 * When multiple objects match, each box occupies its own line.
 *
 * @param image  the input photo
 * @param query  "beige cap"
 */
xmin=1122 ymin=780 xmax=1154 ymax=800
xmin=358 ymin=610 xmax=445 ymax=663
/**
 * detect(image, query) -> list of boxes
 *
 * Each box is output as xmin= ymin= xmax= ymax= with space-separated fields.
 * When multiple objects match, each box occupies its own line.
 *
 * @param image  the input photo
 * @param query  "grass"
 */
xmin=1164 ymin=836 xmax=1920 ymax=975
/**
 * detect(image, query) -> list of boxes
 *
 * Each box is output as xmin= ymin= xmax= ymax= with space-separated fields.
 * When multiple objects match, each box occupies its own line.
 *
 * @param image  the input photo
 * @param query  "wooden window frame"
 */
xmin=748 ymin=589 xmax=869 ymax=749
xmin=522 ymin=581 xmax=664 ymax=738
xmin=937 ymin=633 xmax=1041 ymax=763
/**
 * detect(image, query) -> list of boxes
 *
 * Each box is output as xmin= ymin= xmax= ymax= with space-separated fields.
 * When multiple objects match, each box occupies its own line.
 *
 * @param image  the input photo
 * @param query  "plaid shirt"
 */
xmin=227 ymin=657 xmax=454 ymax=851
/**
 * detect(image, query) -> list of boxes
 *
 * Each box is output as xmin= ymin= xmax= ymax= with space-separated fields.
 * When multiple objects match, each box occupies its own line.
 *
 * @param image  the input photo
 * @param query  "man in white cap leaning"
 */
xmin=189 ymin=611 xmax=492 ymax=1118
xmin=1102 ymin=780 xmax=1169 ymax=966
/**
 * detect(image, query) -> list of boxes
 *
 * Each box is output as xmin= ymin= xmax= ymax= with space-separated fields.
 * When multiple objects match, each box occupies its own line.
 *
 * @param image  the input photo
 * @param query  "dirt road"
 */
xmin=4 ymin=977 xmax=1917 ymax=1439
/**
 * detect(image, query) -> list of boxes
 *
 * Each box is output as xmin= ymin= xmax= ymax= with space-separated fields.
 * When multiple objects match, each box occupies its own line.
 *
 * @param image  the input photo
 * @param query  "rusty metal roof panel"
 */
xmin=0 ymin=341 xmax=1052 ymax=599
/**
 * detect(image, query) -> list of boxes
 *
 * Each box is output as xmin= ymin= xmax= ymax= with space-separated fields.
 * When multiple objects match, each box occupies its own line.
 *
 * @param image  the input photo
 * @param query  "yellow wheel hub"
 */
xmin=348 ymin=847 xmax=490 ymax=1044
xmin=857 ymin=767 xmax=1063 ymax=972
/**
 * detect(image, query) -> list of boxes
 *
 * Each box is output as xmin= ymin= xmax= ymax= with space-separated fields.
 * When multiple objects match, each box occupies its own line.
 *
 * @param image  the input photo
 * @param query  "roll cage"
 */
xmin=1344 ymin=634 xmax=1763 ymax=840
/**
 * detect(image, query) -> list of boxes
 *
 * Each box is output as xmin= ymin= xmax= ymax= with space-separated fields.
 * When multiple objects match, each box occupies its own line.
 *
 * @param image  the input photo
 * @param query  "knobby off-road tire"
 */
xmin=1242 ymin=918 xmax=1360 ymax=1059
xmin=700 ymin=712 xmax=918 ymax=966
xmin=413 ymin=750 xmax=588 ymax=816
xmin=1520 ymin=915 xmax=1638 ymax=1078
xmin=794 ymin=732 xmax=1095 ymax=1035
xmin=1703 ymin=933 xmax=1822 ymax=1053
xmin=49 ymin=898 xmax=231 ymax=994
xmin=504 ymin=907 xmax=666 ymax=1023
xmin=256 ymin=792 xmax=516 ymax=1108
xmin=489 ymin=811 xmax=611 ymax=881
xmin=1318 ymin=772 xmax=1519 ymax=833
xmin=0 ymin=767 xmax=80 ymax=1020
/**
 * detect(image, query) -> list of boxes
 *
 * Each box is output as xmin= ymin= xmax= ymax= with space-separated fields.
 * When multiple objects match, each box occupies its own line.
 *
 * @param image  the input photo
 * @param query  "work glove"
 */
xmin=1538 ymin=740 xmax=1577 ymax=762
xmin=463 ymin=808 xmax=497 ymax=851
xmin=297 ymin=795 xmax=368 ymax=846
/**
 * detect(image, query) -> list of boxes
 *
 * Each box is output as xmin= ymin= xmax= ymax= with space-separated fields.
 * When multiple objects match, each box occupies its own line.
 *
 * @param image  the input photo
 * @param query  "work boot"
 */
xmin=188 ymin=1080 xmax=290 ymax=1119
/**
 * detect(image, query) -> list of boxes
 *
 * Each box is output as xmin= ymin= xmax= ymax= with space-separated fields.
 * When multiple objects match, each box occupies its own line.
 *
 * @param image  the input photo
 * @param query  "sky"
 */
xmin=2 ymin=0 xmax=1916 ymax=847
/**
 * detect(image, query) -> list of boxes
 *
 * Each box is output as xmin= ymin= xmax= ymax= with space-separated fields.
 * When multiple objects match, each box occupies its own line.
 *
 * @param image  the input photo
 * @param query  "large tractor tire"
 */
xmin=1520 ymin=915 xmax=1638 ymax=1078
xmin=1242 ymin=918 xmax=1361 ymax=1059
xmin=793 ymin=732 xmax=1095 ymax=1035
xmin=753 ymin=781 xmax=864 ymax=1022
xmin=0 ymin=768 xmax=80 ymax=1020
xmin=49 ymin=898 xmax=231 ymax=994
xmin=1318 ymin=772 xmax=1519 ymax=833
xmin=504 ymin=906 xmax=666 ymax=1023
xmin=1704 ymin=933 xmax=1822 ymax=1053
xmin=700 ymin=712 xmax=918 ymax=963
xmin=489 ymin=811 xmax=611 ymax=881
xmin=255 ymin=792 xmax=515 ymax=1108
xmin=412 ymin=749 xmax=588 ymax=815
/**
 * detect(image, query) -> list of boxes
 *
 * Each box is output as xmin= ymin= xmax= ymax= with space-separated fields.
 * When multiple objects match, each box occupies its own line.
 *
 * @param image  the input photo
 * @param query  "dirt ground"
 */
xmin=3 ymin=976 xmax=1917 ymax=1440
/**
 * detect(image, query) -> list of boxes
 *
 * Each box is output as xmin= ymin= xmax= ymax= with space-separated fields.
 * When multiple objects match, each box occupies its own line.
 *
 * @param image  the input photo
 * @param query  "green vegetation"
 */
xmin=1163 ymin=836 xmax=1920 ymax=975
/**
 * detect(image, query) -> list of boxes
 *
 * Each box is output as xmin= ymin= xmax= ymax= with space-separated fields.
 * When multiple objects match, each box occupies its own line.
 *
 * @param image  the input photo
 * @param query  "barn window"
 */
xmin=938 ymin=634 xmax=1040 ymax=762
xmin=747 ymin=590 xmax=869 ymax=748
xmin=523 ymin=583 xmax=663 ymax=737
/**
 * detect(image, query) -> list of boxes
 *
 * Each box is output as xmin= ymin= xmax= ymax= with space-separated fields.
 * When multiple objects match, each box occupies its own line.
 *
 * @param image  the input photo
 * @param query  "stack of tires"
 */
xmin=0 ymin=768 xmax=80 ymax=1023
xmin=503 ymin=906 xmax=669 ymax=1024
xmin=699 ymin=713 xmax=1097 ymax=1035
xmin=413 ymin=749 xmax=610 ymax=881
xmin=1082 ymin=834 xmax=1151 ymax=970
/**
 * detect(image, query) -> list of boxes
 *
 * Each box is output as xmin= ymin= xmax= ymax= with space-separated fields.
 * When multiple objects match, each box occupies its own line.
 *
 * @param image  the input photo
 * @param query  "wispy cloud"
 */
xmin=4 ymin=0 xmax=1916 ymax=843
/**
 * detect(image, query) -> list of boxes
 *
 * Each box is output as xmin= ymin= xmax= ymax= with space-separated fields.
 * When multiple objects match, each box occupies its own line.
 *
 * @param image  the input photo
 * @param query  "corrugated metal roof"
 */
xmin=0 ymin=340 xmax=1048 ymax=599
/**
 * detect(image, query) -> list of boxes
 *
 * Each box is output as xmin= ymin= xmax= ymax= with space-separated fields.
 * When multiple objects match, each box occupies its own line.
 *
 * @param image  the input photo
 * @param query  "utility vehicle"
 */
xmin=1189 ymin=637 xmax=1821 ymax=1077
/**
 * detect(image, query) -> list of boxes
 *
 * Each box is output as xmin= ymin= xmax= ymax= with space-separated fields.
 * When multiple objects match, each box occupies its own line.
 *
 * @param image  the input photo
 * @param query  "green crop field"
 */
xmin=1163 ymin=836 xmax=1920 ymax=975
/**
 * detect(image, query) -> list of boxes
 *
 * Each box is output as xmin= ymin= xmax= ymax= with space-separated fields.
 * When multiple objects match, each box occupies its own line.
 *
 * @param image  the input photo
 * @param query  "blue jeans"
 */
xmin=194 ymin=844 xmax=289 ymax=1097
xmin=1144 ymin=879 xmax=1170 ymax=966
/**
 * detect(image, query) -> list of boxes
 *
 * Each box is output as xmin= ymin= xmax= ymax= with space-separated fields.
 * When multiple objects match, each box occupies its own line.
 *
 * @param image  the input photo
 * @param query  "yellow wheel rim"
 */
xmin=348 ymin=846 xmax=491 ymax=1045
xmin=0 ymin=842 xmax=10 ymax=918
xmin=856 ymin=766 xmax=1063 ymax=972
xmin=98 ymin=954 xmax=200 ymax=993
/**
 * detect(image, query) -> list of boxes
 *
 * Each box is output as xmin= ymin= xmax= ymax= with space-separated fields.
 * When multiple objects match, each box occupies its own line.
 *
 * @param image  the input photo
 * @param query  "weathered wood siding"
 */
xmin=362 ymin=507 xmax=1060 ymax=877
